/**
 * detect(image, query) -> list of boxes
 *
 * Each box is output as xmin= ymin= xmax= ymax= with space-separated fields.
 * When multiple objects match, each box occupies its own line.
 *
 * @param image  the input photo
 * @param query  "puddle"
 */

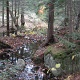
xmin=0 ymin=40 xmax=46 ymax=80
xmin=9 ymin=42 xmax=39 ymax=63
xmin=8 ymin=41 xmax=45 ymax=80
xmin=19 ymin=57 xmax=44 ymax=80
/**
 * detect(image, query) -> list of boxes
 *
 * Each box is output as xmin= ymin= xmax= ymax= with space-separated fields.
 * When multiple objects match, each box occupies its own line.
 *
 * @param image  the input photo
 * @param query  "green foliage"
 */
xmin=60 ymin=39 xmax=76 ymax=49
xmin=37 ymin=28 xmax=47 ymax=35
xmin=44 ymin=45 xmax=67 ymax=60
xmin=68 ymin=32 xmax=80 ymax=40
xmin=55 ymin=35 xmax=76 ymax=49
xmin=64 ymin=32 xmax=80 ymax=45
xmin=53 ymin=49 xmax=73 ymax=59
xmin=55 ymin=0 xmax=65 ymax=7
xmin=44 ymin=46 xmax=53 ymax=56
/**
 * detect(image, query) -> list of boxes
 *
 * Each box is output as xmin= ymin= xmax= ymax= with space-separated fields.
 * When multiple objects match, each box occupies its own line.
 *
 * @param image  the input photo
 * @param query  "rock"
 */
xmin=16 ymin=59 xmax=25 ymax=70
xmin=44 ymin=54 xmax=61 ymax=76
xmin=44 ymin=54 xmax=56 ymax=68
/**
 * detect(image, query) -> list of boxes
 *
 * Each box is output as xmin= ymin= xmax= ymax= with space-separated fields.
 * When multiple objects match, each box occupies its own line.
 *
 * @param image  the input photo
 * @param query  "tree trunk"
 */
xmin=15 ymin=0 xmax=17 ymax=17
xmin=6 ymin=0 xmax=9 ymax=36
xmin=69 ymin=0 xmax=73 ymax=34
xmin=12 ymin=0 xmax=13 ymax=28
xmin=2 ymin=0 xmax=4 ymax=27
xmin=17 ymin=0 xmax=20 ymax=26
xmin=21 ymin=7 xmax=25 ymax=26
xmin=9 ymin=10 xmax=17 ymax=26
xmin=76 ymin=12 xmax=80 ymax=30
xmin=14 ymin=0 xmax=18 ymax=35
xmin=64 ymin=0 xmax=69 ymax=26
xmin=15 ymin=0 xmax=18 ymax=34
xmin=68 ymin=0 xmax=73 ymax=42
xmin=42 ymin=0 xmax=55 ymax=47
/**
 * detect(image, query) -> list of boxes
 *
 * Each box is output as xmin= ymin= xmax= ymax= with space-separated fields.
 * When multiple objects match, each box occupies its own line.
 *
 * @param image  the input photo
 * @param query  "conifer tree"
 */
xmin=6 ymin=0 xmax=9 ymax=36
xmin=2 ymin=0 xmax=4 ymax=27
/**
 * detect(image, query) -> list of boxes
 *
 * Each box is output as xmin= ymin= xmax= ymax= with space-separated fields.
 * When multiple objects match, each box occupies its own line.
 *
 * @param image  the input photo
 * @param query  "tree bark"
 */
xmin=21 ymin=7 xmax=25 ymax=26
xmin=16 ymin=0 xmax=20 ymax=27
xmin=76 ymin=12 xmax=80 ymax=30
xmin=2 ymin=0 xmax=4 ymax=27
xmin=6 ymin=0 xmax=9 ymax=36
xmin=64 ymin=0 xmax=69 ymax=26
xmin=9 ymin=10 xmax=17 ymax=28
xmin=15 ymin=0 xmax=17 ymax=17
xmin=42 ymin=0 xmax=55 ymax=47
xmin=47 ymin=1 xmax=54 ymax=42
xmin=12 ymin=0 xmax=13 ymax=28
xmin=47 ymin=0 xmax=55 ymax=43
xmin=69 ymin=0 xmax=73 ymax=34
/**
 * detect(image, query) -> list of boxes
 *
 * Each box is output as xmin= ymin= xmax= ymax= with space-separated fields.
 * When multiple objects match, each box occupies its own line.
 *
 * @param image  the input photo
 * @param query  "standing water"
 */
xmin=9 ymin=41 xmax=45 ymax=80
xmin=19 ymin=57 xmax=44 ymax=80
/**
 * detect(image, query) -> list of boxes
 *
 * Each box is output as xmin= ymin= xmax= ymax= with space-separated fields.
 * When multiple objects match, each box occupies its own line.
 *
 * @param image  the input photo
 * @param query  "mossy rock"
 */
xmin=53 ymin=49 xmax=73 ymax=59
xmin=44 ymin=44 xmax=77 ymax=60
xmin=44 ymin=45 xmax=65 ymax=55
xmin=44 ymin=43 xmax=80 ymax=76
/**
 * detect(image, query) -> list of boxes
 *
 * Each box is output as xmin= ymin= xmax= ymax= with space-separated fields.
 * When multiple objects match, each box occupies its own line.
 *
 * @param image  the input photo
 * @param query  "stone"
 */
xmin=16 ymin=59 xmax=25 ymax=70
xmin=44 ymin=54 xmax=62 ymax=76
xmin=44 ymin=54 xmax=56 ymax=68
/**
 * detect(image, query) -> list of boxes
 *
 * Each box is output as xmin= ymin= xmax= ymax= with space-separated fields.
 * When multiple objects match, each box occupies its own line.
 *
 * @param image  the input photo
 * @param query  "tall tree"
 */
xmin=76 ymin=12 xmax=80 ymax=30
xmin=6 ymin=0 xmax=9 ymax=36
xmin=69 ymin=0 xmax=73 ymax=34
xmin=43 ymin=0 xmax=55 ymax=46
xmin=15 ymin=0 xmax=17 ymax=17
xmin=64 ymin=0 xmax=69 ymax=26
xmin=17 ymin=0 xmax=20 ymax=27
xmin=2 ymin=0 xmax=4 ymax=27
xmin=12 ymin=0 xmax=13 ymax=29
xmin=21 ymin=7 xmax=25 ymax=27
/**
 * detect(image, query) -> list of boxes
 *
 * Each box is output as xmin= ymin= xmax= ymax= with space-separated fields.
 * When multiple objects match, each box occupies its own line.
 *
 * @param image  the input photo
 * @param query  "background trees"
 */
xmin=2 ymin=0 xmax=4 ymax=27
xmin=0 ymin=0 xmax=80 ymax=37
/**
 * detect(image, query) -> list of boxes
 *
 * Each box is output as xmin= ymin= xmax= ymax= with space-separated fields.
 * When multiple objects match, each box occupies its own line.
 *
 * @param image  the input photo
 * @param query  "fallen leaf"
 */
xmin=55 ymin=63 xmax=61 ymax=68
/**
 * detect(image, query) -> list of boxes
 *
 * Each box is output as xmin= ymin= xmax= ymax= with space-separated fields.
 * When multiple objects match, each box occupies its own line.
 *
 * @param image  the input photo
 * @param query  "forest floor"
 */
xmin=0 ymin=26 xmax=80 ymax=80
xmin=0 ymin=32 xmax=46 ymax=53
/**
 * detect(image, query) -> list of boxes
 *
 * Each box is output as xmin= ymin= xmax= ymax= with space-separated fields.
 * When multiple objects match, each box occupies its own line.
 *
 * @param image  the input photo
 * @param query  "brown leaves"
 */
xmin=34 ymin=48 xmax=46 ymax=58
xmin=0 ymin=37 xmax=28 ymax=50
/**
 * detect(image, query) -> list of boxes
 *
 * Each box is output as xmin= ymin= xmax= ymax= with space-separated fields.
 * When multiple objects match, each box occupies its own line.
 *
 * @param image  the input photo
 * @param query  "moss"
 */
xmin=45 ymin=46 xmax=74 ymax=60
xmin=53 ymin=49 xmax=73 ymax=59
xmin=44 ymin=43 xmax=80 ymax=62
xmin=44 ymin=46 xmax=53 ymax=55
xmin=44 ymin=45 xmax=66 ymax=58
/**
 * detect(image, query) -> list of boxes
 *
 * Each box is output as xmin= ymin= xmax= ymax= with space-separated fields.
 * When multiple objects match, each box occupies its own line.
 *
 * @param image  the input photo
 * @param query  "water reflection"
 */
xmin=9 ymin=53 xmax=18 ymax=64
xmin=19 ymin=58 xmax=44 ymax=80
xmin=25 ymin=64 xmax=34 ymax=73
xmin=9 ymin=42 xmax=44 ymax=80
xmin=9 ymin=42 xmax=39 ymax=64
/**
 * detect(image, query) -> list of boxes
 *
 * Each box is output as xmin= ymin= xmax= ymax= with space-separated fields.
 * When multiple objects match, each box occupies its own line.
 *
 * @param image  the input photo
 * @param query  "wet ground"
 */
xmin=0 ymin=37 xmax=46 ymax=80
xmin=9 ymin=41 xmax=45 ymax=80
xmin=0 ymin=36 xmax=54 ymax=80
xmin=19 ymin=57 xmax=44 ymax=80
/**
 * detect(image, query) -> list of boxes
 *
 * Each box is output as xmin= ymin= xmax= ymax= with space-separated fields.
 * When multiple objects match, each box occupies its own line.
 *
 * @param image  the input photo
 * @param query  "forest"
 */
xmin=0 ymin=0 xmax=80 ymax=80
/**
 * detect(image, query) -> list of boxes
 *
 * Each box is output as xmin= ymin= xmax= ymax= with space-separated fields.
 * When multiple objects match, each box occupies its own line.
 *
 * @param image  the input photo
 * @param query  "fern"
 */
xmin=65 ymin=32 xmax=80 ymax=40
xmin=54 ymin=34 xmax=76 ymax=49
